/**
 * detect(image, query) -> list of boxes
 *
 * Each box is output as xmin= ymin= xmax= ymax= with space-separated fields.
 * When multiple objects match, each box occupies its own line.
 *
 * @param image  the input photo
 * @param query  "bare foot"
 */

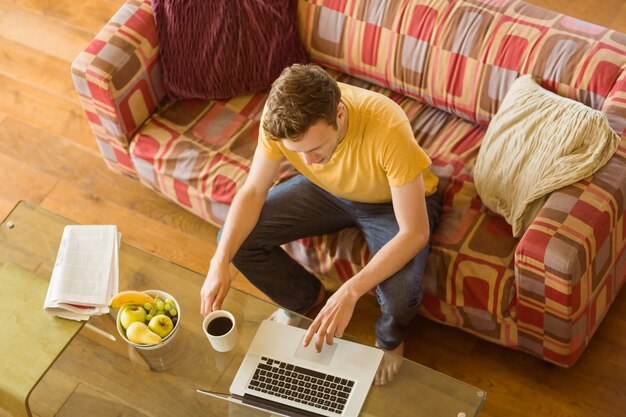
xmin=268 ymin=286 xmax=326 ymax=326
xmin=374 ymin=341 xmax=404 ymax=386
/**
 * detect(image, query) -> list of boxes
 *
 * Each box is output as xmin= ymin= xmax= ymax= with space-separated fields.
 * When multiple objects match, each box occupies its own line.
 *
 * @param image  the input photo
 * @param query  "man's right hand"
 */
xmin=201 ymin=260 xmax=231 ymax=315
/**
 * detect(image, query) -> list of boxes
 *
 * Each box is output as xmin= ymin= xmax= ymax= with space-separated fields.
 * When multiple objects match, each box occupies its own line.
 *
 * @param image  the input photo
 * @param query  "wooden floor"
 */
xmin=1 ymin=0 xmax=625 ymax=416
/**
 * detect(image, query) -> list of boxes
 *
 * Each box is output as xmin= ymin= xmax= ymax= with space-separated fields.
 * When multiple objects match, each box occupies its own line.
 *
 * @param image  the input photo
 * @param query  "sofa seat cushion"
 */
xmin=129 ymin=93 xmax=300 ymax=225
xmin=130 ymin=69 xmax=518 ymax=347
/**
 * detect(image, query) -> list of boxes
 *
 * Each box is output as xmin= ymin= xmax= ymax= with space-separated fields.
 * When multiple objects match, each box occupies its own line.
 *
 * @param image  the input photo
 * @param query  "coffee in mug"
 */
xmin=202 ymin=310 xmax=238 ymax=352
xmin=206 ymin=316 xmax=233 ymax=336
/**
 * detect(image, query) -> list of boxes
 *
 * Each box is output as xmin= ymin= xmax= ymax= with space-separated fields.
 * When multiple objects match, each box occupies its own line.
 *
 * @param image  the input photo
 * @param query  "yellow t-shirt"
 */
xmin=259 ymin=83 xmax=439 ymax=203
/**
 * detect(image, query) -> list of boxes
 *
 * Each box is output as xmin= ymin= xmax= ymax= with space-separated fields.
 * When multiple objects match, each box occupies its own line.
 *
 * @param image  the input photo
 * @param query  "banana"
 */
xmin=109 ymin=290 xmax=155 ymax=308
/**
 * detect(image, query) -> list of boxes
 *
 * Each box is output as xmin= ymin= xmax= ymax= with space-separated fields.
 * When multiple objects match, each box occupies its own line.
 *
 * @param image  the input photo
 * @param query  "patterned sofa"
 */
xmin=72 ymin=0 xmax=626 ymax=367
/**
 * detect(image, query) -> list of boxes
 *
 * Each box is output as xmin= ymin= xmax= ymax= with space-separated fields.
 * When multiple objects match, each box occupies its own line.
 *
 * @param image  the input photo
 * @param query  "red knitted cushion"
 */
xmin=153 ymin=0 xmax=308 ymax=100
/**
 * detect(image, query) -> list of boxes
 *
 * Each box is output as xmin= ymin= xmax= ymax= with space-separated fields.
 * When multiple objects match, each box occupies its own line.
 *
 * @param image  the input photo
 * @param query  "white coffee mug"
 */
xmin=202 ymin=310 xmax=238 ymax=352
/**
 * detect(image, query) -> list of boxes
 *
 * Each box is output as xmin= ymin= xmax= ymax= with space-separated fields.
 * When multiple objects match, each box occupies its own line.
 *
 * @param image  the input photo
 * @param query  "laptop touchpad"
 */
xmin=294 ymin=336 xmax=338 ymax=366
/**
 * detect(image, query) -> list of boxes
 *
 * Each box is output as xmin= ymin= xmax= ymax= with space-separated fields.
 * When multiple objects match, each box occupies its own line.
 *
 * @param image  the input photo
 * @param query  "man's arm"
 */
xmin=303 ymin=174 xmax=430 ymax=351
xmin=201 ymin=146 xmax=281 ymax=315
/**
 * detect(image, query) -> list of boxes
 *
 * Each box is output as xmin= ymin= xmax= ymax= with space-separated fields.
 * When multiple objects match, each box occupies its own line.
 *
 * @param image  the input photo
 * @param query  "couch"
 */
xmin=72 ymin=0 xmax=626 ymax=367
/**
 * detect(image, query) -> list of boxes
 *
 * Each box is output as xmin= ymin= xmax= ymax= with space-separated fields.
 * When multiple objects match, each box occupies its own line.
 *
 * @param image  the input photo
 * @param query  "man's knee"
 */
xmin=379 ymin=289 xmax=422 ymax=318
xmin=377 ymin=277 xmax=423 ymax=318
xmin=232 ymin=236 xmax=266 ymax=264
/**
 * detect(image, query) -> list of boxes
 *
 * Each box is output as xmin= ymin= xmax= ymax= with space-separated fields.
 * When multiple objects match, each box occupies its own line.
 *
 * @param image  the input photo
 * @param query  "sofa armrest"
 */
xmin=71 ymin=0 xmax=165 ymax=177
xmin=602 ymin=69 xmax=626 ymax=139
xmin=514 ymin=141 xmax=626 ymax=366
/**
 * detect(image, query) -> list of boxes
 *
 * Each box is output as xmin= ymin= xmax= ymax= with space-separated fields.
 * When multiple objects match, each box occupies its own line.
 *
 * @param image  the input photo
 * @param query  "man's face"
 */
xmin=281 ymin=103 xmax=347 ymax=166
xmin=282 ymin=121 xmax=342 ymax=165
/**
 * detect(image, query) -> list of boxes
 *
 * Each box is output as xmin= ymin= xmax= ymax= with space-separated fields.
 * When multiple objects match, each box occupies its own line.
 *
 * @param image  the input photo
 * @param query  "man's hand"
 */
xmin=201 ymin=260 xmax=231 ymax=315
xmin=303 ymin=285 xmax=359 ymax=352
xmin=199 ymin=148 xmax=280 ymax=316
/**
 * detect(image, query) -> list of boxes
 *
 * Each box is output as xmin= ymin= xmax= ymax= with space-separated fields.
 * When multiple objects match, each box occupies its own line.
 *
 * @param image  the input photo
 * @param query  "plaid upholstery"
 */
xmin=71 ymin=0 xmax=165 ymax=177
xmin=295 ymin=0 xmax=626 ymax=366
xmin=74 ymin=0 xmax=626 ymax=367
xmin=130 ymin=93 xmax=300 ymax=225
xmin=515 ymin=147 xmax=626 ymax=365
xmin=298 ymin=0 xmax=626 ymax=127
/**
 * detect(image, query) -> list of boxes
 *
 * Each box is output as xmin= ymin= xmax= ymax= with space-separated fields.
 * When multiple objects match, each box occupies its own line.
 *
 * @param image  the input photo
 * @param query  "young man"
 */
xmin=201 ymin=64 xmax=440 ymax=385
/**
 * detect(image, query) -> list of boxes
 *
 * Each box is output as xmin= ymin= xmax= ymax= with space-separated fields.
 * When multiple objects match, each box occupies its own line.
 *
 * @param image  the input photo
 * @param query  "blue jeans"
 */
xmin=232 ymin=175 xmax=441 ymax=350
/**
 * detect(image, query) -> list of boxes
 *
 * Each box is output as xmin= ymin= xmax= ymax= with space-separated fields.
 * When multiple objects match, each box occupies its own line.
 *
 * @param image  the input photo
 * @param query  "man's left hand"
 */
xmin=303 ymin=285 xmax=359 ymax=352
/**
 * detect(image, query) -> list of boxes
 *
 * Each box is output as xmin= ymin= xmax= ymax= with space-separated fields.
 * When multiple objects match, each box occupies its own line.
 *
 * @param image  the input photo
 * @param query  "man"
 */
xmin=201 ymin=63 xmax=440 ymax=385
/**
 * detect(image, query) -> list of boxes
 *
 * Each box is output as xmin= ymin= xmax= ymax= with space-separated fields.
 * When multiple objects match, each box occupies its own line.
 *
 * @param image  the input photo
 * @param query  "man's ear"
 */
xmin=336 ymin=102 xmax=346 ymax=124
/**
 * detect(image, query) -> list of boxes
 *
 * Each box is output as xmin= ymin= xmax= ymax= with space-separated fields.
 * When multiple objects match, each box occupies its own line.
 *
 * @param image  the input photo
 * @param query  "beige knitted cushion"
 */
xmin=474 ymin=75 xmax=620 ymax=237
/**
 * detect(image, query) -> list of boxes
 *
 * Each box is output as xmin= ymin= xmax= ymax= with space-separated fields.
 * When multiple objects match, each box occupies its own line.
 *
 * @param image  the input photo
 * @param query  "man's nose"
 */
xmin=303 ymin=153 xmax=318 ymax=165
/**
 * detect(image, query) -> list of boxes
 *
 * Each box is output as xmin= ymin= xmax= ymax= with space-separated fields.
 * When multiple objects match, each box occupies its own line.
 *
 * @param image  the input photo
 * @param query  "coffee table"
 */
xmin=0 ymin=201 xmax=486 ymax=416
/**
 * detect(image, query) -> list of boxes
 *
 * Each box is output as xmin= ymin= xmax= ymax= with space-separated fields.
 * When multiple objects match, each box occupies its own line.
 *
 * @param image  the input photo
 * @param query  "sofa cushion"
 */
xmin=129 ymin=93 xmax=301 ymax=226
xmin=474 ymin=75 xmax=620 ymax=237
xmin=153 ymin=0 xmax=308 ymax=100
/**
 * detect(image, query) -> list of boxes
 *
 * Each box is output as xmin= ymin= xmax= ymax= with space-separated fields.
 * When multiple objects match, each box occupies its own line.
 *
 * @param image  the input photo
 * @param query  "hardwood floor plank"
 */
xmin=607 ymin=281 xmax=626 ymax=316
xmin=28 ymin=368 xmax=79 ymax=417
xmin=0 ymin=7 xmax=94 ymax=62
xmin=411 ymin=338 xmax=623 ymax=417
xmin=0 ymin=150 xmax=58 ymax=205
xmin=41 ymin=180 xmax=216 ymax=275
xmin=585 ymin=338 xmax=626 ymax=374
xmin=55 ymin=383 xmax=149 ymax=417
xmin=0 ymin=37 xmax=77 ymax=102
xmin=0 ymin=117 xmax=219 ymax=241
xmin=593 ymin=310 xmax=626 ymax=352
xmin=0 ymin=196 xmax=18 ymax=221
xmin=410 ymin=315 xmax=481 ymax=355
xmin=1 ymin=0 xmax=625 ymax=416
xmin=614 ymin=3 xmax=626 ymax=31
xmin=50 ymin=333 xmax=232 ymax=416
xmin=525 ymin=0 xmax=626 ymax=31
xmin=0 ymin=75 xmax=97 ymax=152
xmin=0 ymin=0 xmax=124 ymax=34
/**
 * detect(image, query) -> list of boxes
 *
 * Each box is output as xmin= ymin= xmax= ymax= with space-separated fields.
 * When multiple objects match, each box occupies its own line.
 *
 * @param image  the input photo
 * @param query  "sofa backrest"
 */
xmin=297 ymin=0 xmax=626 ymax=131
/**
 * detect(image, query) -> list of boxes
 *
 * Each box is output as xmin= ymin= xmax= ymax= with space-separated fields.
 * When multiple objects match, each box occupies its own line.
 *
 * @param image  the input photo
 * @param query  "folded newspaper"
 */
xmin=44 ymin=225 xmax=121 ymax=321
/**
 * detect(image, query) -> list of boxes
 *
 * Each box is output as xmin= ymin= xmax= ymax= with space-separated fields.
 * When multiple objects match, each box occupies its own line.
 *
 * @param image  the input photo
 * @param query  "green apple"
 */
xmin=120 ymin=305 xmax=147 ymax=330
xmin=148 ymin=314 xmax=174 ymax=338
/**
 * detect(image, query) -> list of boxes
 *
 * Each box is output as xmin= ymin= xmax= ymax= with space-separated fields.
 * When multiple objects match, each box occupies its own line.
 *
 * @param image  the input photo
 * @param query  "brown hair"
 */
xmin=263 ymin=64 xmax=341 ymax=141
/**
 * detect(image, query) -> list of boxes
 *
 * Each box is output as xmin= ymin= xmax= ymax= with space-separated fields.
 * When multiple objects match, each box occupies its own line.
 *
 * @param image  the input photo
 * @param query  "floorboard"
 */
xmin=0 ymin=75 xmax=97 ymax=152
xmin=0 ymin=0 xmax=124 ymax=33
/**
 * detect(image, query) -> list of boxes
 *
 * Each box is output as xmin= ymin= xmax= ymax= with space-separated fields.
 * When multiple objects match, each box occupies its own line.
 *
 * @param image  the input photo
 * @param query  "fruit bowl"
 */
xmin=115 ymin=289 xmax=181 ymax=350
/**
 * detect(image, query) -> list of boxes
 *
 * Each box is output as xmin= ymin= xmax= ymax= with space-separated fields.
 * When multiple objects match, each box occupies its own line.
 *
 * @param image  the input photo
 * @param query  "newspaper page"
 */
xmin=44 ymin=225 xmax=121 ymax=321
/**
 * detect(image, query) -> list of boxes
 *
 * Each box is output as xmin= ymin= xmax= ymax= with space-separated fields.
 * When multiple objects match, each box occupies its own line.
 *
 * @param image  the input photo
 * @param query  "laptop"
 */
xmin=198 ymin=319 xmax=384 ymax=417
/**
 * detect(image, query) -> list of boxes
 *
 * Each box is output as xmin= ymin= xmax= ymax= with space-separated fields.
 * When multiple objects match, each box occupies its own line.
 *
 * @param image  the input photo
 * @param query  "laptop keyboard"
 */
xmin=247 ymin=356 xmax=354 ymax=415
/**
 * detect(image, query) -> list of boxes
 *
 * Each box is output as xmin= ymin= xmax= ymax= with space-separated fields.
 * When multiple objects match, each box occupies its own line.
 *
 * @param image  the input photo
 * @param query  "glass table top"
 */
xmin=0 ymin=201 xmax=486 ymax=416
